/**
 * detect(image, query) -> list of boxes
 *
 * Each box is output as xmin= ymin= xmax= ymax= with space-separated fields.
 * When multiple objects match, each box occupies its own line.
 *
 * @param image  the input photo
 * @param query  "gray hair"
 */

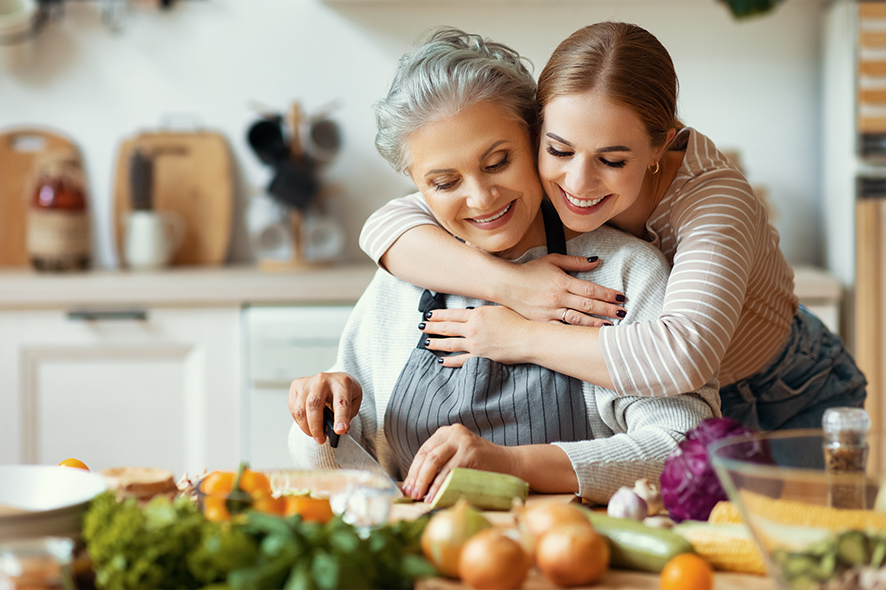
xmin=374 ymin=27 xmax=537 ymax=174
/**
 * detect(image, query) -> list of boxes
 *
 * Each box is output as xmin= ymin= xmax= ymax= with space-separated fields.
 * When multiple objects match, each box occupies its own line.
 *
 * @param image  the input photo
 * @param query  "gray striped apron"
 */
xmin=383 ymin=201 xmax=592 ymax=476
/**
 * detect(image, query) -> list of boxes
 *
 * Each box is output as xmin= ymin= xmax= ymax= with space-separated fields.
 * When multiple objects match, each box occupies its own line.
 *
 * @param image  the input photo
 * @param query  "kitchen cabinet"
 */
xmin=0 ymin=265 xmax=377 ymax=476
xmin=243 ymin=305 xmax=355 ymax=470
xmin=0 ymin=306 xmax=241 ymax=476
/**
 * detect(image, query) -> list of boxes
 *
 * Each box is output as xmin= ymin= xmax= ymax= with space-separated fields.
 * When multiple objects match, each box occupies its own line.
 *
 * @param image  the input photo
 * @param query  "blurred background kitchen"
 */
xmin=1 ymin=0 xmax=880 ymax=474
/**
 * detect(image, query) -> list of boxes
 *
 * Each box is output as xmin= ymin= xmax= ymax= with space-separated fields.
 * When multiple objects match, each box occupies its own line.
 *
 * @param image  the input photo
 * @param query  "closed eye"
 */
xmin=485 ymin=154 xmax=510 ymax=172
xmin=600 ymin=158 xmax=627 ymax=168
xmin=546 ymin=145 xmax=572 ymax=158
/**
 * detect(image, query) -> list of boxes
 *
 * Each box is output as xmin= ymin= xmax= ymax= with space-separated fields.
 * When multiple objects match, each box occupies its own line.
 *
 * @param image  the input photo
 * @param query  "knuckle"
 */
xmin=305 ymin=395 xmax=325 ymax=409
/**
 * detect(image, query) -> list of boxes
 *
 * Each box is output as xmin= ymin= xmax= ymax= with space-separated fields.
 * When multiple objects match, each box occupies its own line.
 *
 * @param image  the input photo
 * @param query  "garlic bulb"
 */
xmin=633 ymin=478 xmax=664 ymax=516
xmin=607 ymin=486 xmax=648 ymax=521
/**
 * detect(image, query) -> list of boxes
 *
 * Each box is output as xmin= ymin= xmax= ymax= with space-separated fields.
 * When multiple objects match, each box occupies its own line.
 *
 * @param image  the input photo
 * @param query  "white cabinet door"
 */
xmin=244 ymin=305 xmax=354 ymax=470
xmin=0 ymin=307 xmax=241 ymax=476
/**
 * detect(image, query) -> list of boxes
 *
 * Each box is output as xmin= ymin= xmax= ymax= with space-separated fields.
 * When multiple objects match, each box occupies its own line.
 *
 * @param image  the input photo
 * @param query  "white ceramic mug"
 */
xmin=123 ymin=210 xmax=185 ymax=271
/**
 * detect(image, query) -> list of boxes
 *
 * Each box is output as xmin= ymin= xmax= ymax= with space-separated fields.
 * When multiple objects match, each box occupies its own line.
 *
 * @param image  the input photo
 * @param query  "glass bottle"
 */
xmin=823 ymin=407 xmax=870 ymax=509
xmin=26 ymin=152 xmax=91 ymax=272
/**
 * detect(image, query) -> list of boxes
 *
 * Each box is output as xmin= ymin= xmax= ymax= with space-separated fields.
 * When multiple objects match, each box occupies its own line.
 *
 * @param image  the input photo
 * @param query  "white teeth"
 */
xmin=565 ymin=192 xmax=604 ymax=208
xmin=474 ymin=202 xmax=512 ymax=223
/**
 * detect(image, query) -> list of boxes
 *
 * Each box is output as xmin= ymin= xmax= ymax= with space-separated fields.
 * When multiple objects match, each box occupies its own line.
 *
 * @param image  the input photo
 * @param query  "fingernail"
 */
xmin=335 ymin=422 xmax=346 ymax=432
xmin=437 ymin=357 xmax=444 ymax=364
xmin=616 ymin=294 xmax=626 ymax=302
xmin=603 ymin=322 xmax=613 ymax=327
xmin=402 ymin=484 xmax=413 ymax=496
xmin=466 ymin=306 xmax=475 ymax=310
xmin=314 ymin=436 xmax=325 ymax=445
xmin=418 ymin=322 xmax=426 ymax=330
xmin=588 ymin=256 xmax=598 ymax=263
xmin=424 ymin=311 xmax=433 ymax=319
xmin=424 ymin=339 xmax=431 ymax=347
xmin=616 ymin=309 xmax=627 ymax=318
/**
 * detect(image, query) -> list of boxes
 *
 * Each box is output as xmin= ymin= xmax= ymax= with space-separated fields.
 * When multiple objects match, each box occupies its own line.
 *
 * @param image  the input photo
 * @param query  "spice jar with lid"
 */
xmin=822 ymin=407 xmax=871 ymax=509
xmin=26 ymin=151 xmax=91 ymax=272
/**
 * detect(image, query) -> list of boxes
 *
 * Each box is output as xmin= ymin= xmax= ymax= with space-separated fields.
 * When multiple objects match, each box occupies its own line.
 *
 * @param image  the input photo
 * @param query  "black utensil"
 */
xmin=247 ymin=118 xmax=289 ymax=167
xmin=129 ymin=149 xmax=154 ymax=211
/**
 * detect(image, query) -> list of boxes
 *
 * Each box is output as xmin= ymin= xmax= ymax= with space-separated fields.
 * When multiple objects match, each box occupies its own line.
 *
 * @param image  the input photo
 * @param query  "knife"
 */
xmin=323 ymin=407 xmax=403 ymax=497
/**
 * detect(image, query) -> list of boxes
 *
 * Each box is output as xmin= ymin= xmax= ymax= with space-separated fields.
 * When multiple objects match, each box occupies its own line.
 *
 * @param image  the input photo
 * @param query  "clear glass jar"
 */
xmin=822 ymin=407 xmax=871 ymax=509
xmin=0 ymin=537 xmax=74 ymax=590
xmin=26 ymin=151 xmax=91 ymax=272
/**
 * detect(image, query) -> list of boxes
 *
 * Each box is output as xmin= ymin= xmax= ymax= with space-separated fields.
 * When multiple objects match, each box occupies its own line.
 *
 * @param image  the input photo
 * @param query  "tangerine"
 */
xmin=660 ymin=553 xmax=714 ymax=590
xmin=58 ymin=458 xmax=89 ymax=471
xmin=284 ymin=495 xmax=334 ymax=523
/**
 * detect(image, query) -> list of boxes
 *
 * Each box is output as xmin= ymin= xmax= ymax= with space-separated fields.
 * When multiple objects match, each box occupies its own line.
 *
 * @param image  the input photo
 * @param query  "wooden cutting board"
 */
xmin=0 ymin=128 xmax=82 ymax=267
xmin=113 ymin=130 xmax=233 ymax=266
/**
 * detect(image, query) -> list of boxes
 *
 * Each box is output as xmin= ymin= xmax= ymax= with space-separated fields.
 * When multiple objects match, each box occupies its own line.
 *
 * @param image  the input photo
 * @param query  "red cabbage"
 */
xmin=660 ymin=417 xmax=769 ymax=522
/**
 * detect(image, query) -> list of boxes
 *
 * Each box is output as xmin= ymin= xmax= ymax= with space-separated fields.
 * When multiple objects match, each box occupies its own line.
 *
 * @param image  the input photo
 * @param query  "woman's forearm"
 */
xmin=507 ymin=444 xmax=578 ymax=493
xmin=380 ymin=225 xmax=519 ymax=303
xmin=519 ymin=322 xmax=616 ymax=390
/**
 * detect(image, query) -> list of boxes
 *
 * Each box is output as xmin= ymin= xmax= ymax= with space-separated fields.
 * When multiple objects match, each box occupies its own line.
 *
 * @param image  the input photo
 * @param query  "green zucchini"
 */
xmin=585 ymin=511 xmax=693 ymax=573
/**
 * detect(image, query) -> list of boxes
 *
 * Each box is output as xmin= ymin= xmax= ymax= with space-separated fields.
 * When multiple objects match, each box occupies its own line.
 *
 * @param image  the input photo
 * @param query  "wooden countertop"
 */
xmin=391 ymin=498 xmax=778 ymax=590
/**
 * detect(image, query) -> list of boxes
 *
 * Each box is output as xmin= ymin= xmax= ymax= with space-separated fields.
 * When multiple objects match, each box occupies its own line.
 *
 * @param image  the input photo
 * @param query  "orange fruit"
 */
xmin=58 ymin=458 xmax=89 ymax=471
xmin=284 ymin=495 xmax=334 ymax=523
xmin=660 ymin=553 xmax=714 ymax=590
xmin=238 ymin=469 xmax=272 ymax=496
xmin=200 ymin=471 xmax=234 ymax=495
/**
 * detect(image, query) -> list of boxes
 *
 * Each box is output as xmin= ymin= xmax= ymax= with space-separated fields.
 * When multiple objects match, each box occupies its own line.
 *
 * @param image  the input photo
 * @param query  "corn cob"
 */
xmin=428 ymin=468 xmax=529 ymax=511
xmin=709 ymin=500 xmax=744 ymax=525
xmin=738 ymin=489 xmax=886 ymax=532
xmin=673 ymin=521 xmax=768 ymax=575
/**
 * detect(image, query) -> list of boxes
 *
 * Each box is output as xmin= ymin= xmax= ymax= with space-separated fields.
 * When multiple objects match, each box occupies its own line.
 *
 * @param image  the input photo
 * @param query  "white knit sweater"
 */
xmin=289 ymin=225 xmax=720 ymax=503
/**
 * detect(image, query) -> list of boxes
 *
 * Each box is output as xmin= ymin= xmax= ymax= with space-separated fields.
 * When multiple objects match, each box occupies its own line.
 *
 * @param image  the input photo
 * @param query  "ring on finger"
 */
xmin=561 ymin=309 xmax=569 ymax=324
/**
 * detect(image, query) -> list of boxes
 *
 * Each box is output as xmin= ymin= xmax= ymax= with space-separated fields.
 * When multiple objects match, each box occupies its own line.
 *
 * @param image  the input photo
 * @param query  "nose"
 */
xmin=464 ymin=179 xmax=499 ymax=210
xmin=564 ymin=156 xmax=598 ymax=195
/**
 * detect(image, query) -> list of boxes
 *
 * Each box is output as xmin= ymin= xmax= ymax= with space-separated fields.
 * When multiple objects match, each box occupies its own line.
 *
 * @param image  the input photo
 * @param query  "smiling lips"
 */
xmin=469 ymin=200 xmax=514 ymax=228
xmin=562 ymin=186 xmax=608 ymax=212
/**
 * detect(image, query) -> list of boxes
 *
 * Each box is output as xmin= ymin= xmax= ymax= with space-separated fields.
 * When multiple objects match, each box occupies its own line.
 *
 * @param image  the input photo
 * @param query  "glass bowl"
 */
xmin=268 ymin=469 xmax=398 ymax=534
xmin=710 ymin=429 xmax=886 ymax=590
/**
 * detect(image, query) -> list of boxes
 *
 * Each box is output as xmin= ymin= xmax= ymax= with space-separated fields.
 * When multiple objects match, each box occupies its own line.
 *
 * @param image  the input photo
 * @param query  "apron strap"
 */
xmin=541 ymin=199 xmax=567 ymax=255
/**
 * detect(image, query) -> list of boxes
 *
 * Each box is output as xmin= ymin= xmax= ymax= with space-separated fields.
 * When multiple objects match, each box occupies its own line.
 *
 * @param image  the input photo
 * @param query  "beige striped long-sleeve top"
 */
xmin=358 ymin=128 xmax=798 ymax=396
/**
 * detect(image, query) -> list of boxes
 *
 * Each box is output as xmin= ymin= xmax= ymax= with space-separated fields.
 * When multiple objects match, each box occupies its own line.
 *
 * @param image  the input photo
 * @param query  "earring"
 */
xmin=649 ymin=161 xmax=661 ymax=175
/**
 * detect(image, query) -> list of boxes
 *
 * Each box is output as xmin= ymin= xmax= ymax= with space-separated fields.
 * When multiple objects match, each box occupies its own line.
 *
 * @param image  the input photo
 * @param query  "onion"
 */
xmin=421 ymin=499 xmax=492 ymax=578
xmin=521 ymin=500 xmax=594 ymax=541
xmin=458 ymin=528 xmax=531 ymax=590
xmin=536 ymin=523 xmax=610 ymax=587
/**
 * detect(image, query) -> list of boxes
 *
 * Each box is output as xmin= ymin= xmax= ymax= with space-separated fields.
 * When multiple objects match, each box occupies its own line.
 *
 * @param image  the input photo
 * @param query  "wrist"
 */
xmin=485 ymin=257 xmax=520 ymax=306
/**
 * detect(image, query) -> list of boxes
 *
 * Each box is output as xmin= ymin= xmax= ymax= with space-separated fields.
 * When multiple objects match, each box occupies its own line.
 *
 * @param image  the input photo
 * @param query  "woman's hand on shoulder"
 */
xmin=402 ymin=424 xmax=516 ymax=502
xmin=502 ymin=254 xmax=626 ymax=327
xmin=288 ymin=372 xmax=362 ymax=445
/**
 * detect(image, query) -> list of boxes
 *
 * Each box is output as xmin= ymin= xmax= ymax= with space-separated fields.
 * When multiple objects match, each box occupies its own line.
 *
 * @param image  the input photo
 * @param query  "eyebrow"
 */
xmin=545 ymin=133 xmax=630 ymax=153
xmin=424 ymin=140 xmax=510 ymax=176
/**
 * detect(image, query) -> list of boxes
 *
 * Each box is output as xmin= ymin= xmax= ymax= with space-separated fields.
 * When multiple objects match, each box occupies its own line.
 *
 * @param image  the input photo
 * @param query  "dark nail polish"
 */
xmin=615 ymin=294 xmax=626 ymax=302
xmin=437 ymin=357 xmax=443 ymax=364
xmin=424 ymin=311 xmax=433 ymax=319
xmin=616 ymin=310 xmax=627 ymax=318
xmin=466 ymin=306 xmax=475 ymax=310
xmin=424 ymin=339 xmax=430 ymax=346
xmin=418 ymin=322 xmax=426 ymax=330
xmin=587 ymin=256 xmax=598 ymax=263
xmin=603 ymin=322 xmax=614 ymax=327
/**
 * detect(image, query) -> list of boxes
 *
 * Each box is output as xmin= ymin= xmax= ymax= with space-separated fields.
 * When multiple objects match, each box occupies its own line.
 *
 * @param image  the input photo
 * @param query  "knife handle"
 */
xmin=323 ymin=406 xmax=340 ymax=448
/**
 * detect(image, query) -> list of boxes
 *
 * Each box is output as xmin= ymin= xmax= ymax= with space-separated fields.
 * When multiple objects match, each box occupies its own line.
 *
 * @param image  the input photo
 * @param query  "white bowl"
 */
xmin=0 ymin=465 xmax=108 ymax=540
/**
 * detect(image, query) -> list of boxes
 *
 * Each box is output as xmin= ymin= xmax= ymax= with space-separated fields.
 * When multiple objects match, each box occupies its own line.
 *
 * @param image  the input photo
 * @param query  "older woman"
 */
xmin=288 ymin=27 xmax=718 ymax=504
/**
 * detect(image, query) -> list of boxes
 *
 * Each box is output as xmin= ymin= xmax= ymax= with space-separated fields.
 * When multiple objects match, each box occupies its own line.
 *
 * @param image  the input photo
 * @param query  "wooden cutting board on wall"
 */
xmin=113 ymin=131 xmax=233 ymax=266
xmin=0 ymin=128 xmax=81 ymax=267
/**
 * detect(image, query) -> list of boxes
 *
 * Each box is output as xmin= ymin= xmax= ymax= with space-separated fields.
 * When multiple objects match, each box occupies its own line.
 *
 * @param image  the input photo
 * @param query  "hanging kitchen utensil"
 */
xmin=128 ymin=149 xmax=154 ymax=211
xmin=246 ymin=116 xmax=318 ymax=211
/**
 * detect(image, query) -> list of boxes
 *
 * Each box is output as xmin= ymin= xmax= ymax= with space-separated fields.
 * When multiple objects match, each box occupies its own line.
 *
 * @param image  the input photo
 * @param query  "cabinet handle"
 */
xmin=66 ymin=310 xmax=148 ymax=321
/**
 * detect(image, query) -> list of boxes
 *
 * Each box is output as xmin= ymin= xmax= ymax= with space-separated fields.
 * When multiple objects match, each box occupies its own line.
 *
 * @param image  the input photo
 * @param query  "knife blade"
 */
xmin=323 ymin=407 xmax=403 ymax=497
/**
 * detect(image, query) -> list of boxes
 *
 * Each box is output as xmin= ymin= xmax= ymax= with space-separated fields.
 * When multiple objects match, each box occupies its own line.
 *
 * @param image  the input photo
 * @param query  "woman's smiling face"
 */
xmin=405 ymin=100 xmax=545 ymax=258
xmin=538 ymin=89 xmax=664 ymax=236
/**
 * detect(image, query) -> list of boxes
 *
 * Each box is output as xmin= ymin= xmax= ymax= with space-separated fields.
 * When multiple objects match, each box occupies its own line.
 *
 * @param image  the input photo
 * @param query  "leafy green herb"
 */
xmin=82 ymin=491 xmax=436 ymax=590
